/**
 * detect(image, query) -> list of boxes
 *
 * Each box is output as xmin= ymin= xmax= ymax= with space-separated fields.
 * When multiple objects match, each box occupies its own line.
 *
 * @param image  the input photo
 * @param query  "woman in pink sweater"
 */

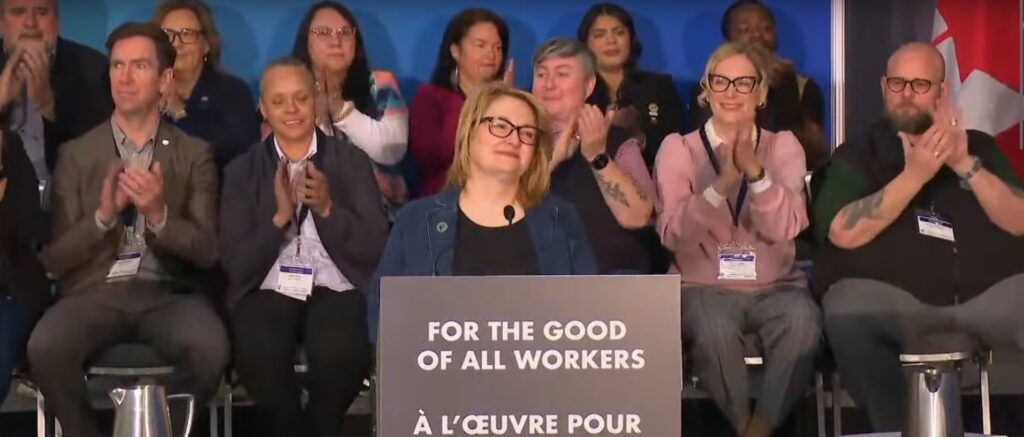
xmin=654 ymin=43 xmax=821 ymax=437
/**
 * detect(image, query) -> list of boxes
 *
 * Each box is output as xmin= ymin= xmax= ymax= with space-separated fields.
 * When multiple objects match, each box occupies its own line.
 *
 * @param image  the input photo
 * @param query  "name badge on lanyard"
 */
xmin=277 ymin=203 xmax=314 ymax=300
xmin=107 ymin=223 xmax=146 ymax=280
xmin=717 ymin=242 xmax=757 ymax=281
xmin=917 ymin=209 xmax=955 ymax=242
xmin=278 ymin=256 xmax=315 ymax=301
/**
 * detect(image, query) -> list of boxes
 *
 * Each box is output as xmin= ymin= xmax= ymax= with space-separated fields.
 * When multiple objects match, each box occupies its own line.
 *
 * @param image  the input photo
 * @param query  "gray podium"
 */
xmin=376 ymin=275 xmax=682 ymax=437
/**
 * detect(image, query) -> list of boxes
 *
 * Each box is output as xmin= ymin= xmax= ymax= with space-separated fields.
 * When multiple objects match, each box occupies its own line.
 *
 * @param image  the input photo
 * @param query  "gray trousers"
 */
xmin=823 ymin=274 xmax=1024 ymax=432
xmin=26 ymin=281 xmax=229 ymax=437
xmin=682 ymin=284 xmax=822 ymax=431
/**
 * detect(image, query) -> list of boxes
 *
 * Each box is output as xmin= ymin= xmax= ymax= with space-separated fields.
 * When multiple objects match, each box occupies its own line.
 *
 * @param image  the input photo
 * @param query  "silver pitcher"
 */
xmin=110 ymin=385 xmax=195 ymax=437
xmin=903 ymin=362 xmax=965 ymax=437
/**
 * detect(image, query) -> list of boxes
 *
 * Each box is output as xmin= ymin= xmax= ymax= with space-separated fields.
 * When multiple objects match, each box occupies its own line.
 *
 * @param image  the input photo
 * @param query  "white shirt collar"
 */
xmin=273 ymin=134 xmax=317 ymax=163
xmin=703 ymin=119 xmax=759 ymax=150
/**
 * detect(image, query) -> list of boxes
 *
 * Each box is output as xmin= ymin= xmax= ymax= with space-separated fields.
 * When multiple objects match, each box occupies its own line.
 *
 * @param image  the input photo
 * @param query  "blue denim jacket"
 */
xmin=366 ymin=187 xmax=597 ymax=343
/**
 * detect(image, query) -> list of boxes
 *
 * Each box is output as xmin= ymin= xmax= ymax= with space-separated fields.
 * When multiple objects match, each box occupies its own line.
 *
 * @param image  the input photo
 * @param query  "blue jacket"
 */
xmin=366 ymin=187 xmax=597 ymax=343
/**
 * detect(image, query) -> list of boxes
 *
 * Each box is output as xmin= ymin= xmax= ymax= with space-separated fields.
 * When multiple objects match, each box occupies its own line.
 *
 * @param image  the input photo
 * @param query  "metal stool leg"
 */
xmin=209 ymin=402 xmax=219 ymax=437
xmin=815 ymin=372 xmax=826 ymax=437
xmin=980 ymin=357 xmax=991 ymax=436
xmin=225 ymin=390 xmax=233 ymax=437
xmin=36 ymin=391 xmax=46 ymax=437
xmin=831 ymin=372 xmax=842 ymax=437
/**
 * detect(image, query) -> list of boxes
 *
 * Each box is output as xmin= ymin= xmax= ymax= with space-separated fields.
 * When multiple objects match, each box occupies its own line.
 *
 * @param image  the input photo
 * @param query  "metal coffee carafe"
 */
xmin=110 ymin=385 xmax=195 ymax=437
xmin=903 ymin=362 xmax=965 ymax=437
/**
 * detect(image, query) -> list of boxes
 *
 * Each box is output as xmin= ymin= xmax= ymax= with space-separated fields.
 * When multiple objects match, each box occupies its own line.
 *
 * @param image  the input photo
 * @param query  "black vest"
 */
xmin=814 ymin=124 xmax=1024 ymax=305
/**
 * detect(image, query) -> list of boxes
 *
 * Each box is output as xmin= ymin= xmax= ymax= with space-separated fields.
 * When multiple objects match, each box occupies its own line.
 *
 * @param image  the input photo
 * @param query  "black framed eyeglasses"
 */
xmin=162 ymin=28 xmax=204 ymax=45
xmin=706 ymin=74 xmax=759 ymax=94
xmin=885 ymin=76 xmax=937 ymax=94
xmin=310 ymin=26 xmax=357 ymax=41
xmin=480 ymin=116 xmax=541 ymax=146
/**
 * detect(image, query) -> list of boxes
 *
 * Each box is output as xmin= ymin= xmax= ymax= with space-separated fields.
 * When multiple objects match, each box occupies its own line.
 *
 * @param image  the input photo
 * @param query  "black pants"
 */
xmin=232 ymin=287 xmax=371 ymax=437
xmin=27 ymin=282 xmax=229 ymax=437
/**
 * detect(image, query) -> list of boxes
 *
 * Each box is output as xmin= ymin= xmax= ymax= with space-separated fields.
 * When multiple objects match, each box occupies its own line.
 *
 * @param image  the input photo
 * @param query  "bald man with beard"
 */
xmin=812 ymin=42 xmax=1024 ymax=431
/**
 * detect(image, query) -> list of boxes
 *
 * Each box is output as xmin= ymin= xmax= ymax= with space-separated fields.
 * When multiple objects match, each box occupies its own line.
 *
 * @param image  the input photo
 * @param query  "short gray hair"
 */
xmin=531 ymin=37 xmax=596 ymax=78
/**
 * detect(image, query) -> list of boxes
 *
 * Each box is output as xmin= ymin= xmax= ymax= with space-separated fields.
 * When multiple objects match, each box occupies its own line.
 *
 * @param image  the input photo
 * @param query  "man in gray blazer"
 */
xmin=26 ymin=22 xmax=228 ymax=437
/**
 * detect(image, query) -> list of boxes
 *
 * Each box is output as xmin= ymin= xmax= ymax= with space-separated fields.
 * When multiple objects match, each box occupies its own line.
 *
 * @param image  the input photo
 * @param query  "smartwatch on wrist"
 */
xmin=589 ymin=153 xmax=610 ymax=171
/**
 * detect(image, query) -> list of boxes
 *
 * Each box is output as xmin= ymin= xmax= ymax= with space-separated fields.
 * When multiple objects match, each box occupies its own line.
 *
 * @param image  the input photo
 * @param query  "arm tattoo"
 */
xmin=595 ymin=171 xmax=630 ymax=208
xmin=840 ymin=190 xmax=884 ymax=230
xmin=636 ymin=188 xmax=650 ymax=202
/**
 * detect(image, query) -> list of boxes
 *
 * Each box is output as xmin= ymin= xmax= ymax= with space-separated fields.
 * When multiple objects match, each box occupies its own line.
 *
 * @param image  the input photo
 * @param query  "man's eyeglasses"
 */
xmin=480 ymin=116 xmax=541 ymax=146
xmin=706 ymin=74 xmax=760 ymax=94
xmin=163 ymin=28 xmax=204 ymax=45
xmin=310 ymin=26 xmax=357 ymax=41
xmin=885 ymin=76 xmax=938 ymax=94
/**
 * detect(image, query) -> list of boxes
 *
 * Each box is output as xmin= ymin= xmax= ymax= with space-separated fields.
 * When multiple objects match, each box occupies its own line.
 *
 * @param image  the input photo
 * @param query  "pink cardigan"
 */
xmin=654 ymin=128 xmax=808 ymax=289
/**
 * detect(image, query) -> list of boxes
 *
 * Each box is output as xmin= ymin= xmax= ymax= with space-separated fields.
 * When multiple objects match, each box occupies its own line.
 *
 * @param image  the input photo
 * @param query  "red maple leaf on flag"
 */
xmin=933 ymin=0 xmax=1024 ymax=177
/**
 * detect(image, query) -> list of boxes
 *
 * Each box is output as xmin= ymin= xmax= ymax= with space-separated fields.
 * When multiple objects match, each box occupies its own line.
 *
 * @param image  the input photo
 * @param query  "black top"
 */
xmin=812 ymin=120 xmax=1024 ymax=305
xmin=452 ymin=208 xmax=539 ymax=276
xmin=550 ymin=126 xmax=666 ymax=274
xmin=0 ymin=37 xmax=113 ymax=173
xmin=166 ymin=64 xmax=261 ymax=173
xmin=0 ymin=132 xmax=51 ymax=320
xmin=588 ymin=70 xmax=685 ymax=169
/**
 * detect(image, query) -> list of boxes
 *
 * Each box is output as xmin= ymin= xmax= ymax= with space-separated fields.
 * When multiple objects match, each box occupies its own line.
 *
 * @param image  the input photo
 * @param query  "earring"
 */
xmin=757 ymin=101 xmax=766 ymax=108
xmin=450 ymin=65 xmax=459 ymax=88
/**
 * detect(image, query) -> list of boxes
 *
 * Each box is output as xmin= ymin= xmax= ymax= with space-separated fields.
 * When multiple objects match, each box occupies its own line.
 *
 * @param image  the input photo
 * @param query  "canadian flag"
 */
xmin=932 ymin=0 xmax=1024 ymax=176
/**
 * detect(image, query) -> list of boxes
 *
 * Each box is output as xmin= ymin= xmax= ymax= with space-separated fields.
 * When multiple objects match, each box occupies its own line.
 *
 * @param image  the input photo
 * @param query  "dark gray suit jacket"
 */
xmin=43 ymin=120 xmax=219 ymax=296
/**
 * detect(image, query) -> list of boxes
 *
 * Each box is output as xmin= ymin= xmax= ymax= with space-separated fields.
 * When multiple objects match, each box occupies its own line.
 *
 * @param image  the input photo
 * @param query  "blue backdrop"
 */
xmin=59 ymin=0 xmax=832 ymax=136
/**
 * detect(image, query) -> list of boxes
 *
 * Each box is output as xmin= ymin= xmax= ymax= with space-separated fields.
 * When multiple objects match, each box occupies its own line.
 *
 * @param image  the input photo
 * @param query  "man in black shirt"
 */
xmin=813 ymin=42 xmax=1024 ymax=432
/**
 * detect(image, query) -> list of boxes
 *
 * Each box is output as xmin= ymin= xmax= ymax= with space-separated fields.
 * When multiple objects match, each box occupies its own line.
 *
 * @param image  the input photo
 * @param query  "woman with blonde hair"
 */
xmin=366 ymin=83 xmax=596 ymax=344
xmin=655 ymin=42 xmax=821 ymax=437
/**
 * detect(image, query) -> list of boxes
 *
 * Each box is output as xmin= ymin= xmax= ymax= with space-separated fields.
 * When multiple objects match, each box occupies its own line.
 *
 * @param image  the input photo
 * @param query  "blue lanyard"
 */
xmin=697 ymin=126 xmax=761 ymax=228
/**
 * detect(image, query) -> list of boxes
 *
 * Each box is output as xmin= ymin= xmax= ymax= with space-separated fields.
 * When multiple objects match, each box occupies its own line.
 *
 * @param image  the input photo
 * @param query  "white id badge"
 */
xmin=717 ymin=247 xmax=757 ymax=281
xmin=107 ymin=250 xmax=143 ymax=279
xmin=277 ymin=257 xmax=315 ymax=301
xmin=917 ymin=211 xmax=955 ymax=242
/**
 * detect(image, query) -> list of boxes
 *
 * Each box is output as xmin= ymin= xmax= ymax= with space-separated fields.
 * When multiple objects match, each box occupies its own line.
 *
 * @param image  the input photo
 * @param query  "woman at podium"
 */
xmin=367 ymin=83 xmax=597 ymax=344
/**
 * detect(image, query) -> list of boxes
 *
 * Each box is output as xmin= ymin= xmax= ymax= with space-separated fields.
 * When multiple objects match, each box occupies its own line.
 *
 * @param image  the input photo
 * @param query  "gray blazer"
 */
xmin=43 ymin=120 xmax=219 ymax=296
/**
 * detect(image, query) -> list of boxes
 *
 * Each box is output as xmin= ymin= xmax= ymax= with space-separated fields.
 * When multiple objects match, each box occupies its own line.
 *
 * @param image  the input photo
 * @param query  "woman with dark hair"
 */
xmin=290 ymin=1 xmax=410 ymax=211
xmin=409 ymin=7 xmax=511 ymax=197
xmin=577 ymin=2 xmax=684 ymax=169
xmin=153 ymin=0 xmax=260 ymax=172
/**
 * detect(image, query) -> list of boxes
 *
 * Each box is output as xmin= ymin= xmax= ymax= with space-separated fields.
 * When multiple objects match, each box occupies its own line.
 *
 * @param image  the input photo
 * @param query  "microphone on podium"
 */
xmin=503 ymin=205 xmax=516 ymax=226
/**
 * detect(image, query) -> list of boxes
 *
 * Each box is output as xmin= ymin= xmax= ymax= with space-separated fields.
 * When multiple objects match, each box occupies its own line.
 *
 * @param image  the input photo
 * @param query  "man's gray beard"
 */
xmin=885 ymin=109 xmax=933 ymax=135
